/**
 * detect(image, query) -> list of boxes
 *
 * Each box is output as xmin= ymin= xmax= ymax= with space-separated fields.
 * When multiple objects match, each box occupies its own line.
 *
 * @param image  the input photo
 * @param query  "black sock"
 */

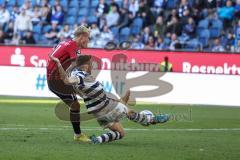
xmin=70 ymin=110 xmax=81 ymax=135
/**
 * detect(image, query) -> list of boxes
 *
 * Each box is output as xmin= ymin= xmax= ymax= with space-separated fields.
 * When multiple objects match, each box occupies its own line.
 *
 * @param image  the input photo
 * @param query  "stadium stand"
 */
xmin=0 ymin=0 xmax=239 ymax=52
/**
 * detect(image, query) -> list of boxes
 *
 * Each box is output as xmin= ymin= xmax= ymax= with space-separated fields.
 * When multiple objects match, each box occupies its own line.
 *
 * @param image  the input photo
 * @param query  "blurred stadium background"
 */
xmin=0 ymin=0 xmax=240 ymax=160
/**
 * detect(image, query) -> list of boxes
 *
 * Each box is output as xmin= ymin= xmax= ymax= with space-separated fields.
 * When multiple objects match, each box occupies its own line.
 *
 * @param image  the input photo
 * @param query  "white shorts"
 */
xmin=94 ymin=101 xmax=128 ymax=128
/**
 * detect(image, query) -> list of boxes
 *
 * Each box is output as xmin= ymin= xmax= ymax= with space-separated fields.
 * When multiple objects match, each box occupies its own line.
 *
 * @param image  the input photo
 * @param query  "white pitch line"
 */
xmin=0 ymin=127 xmax=240 ymax=132
xmin=1 ymin=124 xmax=240 ymax=131
xmin=0 ymin=99 xmax=59 ymax=104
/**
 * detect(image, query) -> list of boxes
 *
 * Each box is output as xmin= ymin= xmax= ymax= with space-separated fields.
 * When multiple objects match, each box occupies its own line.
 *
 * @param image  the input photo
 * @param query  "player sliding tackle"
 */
xmin=50 ymin=54 xmax=170 ymax=144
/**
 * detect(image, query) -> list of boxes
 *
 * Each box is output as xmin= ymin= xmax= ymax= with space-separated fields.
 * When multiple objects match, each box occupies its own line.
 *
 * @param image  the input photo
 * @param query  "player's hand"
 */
xmin=120 ymin=90 xmax=130 ymax=105
xmin=49 ymin=54 xmax=60 ymax=64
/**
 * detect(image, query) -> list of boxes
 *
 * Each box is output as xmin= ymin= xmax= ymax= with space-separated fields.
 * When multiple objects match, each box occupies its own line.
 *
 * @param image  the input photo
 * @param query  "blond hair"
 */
xmin=73 ymin=25 xmax=90 ymax=37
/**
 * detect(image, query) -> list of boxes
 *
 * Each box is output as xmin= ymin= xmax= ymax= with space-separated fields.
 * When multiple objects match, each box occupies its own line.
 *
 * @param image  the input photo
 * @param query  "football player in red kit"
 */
xmin=47 ymin=25 xmax=91 ymax=142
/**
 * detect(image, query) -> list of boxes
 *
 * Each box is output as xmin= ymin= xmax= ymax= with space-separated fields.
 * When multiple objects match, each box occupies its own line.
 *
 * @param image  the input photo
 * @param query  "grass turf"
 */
xmin=0 ymin=97 xmax=240 ymax=160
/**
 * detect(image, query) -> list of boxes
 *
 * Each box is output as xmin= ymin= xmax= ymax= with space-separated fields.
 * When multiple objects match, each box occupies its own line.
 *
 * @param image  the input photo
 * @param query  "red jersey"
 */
xmin=47 ymin=39 xmax=81 ymax=80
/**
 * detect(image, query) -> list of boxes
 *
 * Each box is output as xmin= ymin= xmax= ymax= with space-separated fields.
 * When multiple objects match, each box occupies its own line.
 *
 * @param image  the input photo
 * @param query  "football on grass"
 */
xmin=140 ymin=110 xmax=154 ymax=122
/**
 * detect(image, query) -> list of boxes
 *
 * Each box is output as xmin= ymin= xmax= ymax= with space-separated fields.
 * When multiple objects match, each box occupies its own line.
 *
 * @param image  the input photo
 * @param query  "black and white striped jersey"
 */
xmin=71 ymin=68 xmax=109 ymax=113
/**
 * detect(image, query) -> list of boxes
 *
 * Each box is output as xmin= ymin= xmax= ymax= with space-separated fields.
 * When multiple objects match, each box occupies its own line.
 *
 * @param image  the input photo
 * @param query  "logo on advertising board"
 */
xmin=10 ymin=48 xmax=25 ymax=67
xmin=183 ymin=62 xmax=240 ymax=75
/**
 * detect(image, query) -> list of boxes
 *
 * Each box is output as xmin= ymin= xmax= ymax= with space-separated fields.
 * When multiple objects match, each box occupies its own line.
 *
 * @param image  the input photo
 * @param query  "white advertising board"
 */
xmin=0 ymin=66 xmax=239 ymax=107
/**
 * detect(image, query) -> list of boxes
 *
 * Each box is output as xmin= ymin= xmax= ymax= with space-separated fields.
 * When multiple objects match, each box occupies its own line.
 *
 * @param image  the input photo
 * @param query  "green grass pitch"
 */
xmin=0 ymin=97 xmax=240 ymax=160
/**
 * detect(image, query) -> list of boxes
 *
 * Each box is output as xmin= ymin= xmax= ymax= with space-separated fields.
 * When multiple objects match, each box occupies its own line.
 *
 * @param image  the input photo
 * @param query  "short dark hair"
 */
xmin=76 ymin=55 xmax=92 ymax=66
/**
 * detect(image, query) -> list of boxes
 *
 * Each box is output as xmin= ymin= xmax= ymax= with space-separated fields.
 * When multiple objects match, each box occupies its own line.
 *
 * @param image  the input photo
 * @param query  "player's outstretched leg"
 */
xmin=127 ymin=110 xmax=169 ymax=126
xmin=121 ymin=90 xmax=169 ymax=125
xmin=127 ymin=110 xmax=150 ymax=126
xmin=68 ymin=100 xmax=90 ymax=143
xmin=90 ymin=122 xmax=125 ymax=144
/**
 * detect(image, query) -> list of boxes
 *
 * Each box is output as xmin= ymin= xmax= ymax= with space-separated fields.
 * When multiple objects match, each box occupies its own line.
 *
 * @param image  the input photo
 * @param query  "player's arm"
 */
xmin=49 ymin=55 xmax=79 ymax=85
xmin=66 ymin=60 xmax=78 ymax=75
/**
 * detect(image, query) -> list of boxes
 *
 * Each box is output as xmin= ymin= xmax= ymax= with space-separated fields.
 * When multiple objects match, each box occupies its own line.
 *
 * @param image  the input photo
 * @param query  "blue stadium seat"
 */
xmin=78 ymin=8 xmax=88 ymax=16
xmin=91 ymin=0 xmax=99 ymax=8
xmin=105 ymin=0 xmax=111 ymax=5
xmin=42 ymin=25 xmax=51 ymax=33
xmin=79 ymin=0 xmax=89 ymax=8
xmin=60 ymin=0 xmax=68 ymax=7
xmin=197 ymin=19 xmax=209 ymax=28
xmin=39 ymin=35 xmax=47 ymax=45
xmin=16 ymin=0 xmax=24 ymax=6
xmin=31 ymin=0 xmax=36 ymax=6
xmin=198 ymin=29 xmax=210 ymax=47
xmin=185 ymin=38 xmax=201 ymax=51
xmin=116 ymin=1 xmax=123 ymax=7
xmin=66 ymin=16 xmax=76 ymax=25
xmin=57 ymin=25 xmax=63 ymax=32
xmin=69 ymin=0 xmax=79 ymax=8
xmin=33 ymin=25 xmax=42 ymax=34
xmin=164 ymin=37 xmax=171 ymax=46
xmin=89 ymin=8 xmax=96 ymax=16
xmin=166 ymin=0 xmax=179 ymax=9
xmin=87 ymin=16 xmax=97 ymax=24
xmin=199 ymin=29 xmax=210 ymax=38
xmin=0 ymin=0 xmax=4 ymax=5
xmin=49 ymin=0 xmax=68 ymax=8
xmin=131 ymin=18 xmax=143 ymax=36
xmin=197 ymin=19 xmax=209 ymax=36
xmin=6 ymin=6 xmax=13 ymax=12
xmin=210 ymin=28 xmax=221 ymax=38
xmin=110 ymin=27 xmax=119 ymax=41
xmin=68 ymin=8 xmax=78 ymax=16
xmin=77 ymin=16 xmax=86 ymax=24
xmin=33 ymin=33 xmax=40 ymax=42
xmin=49 ymin=0 xmax=54 ymax=6
xmin=6 ymin=0 xmax=16 ymax=6
xmin=210 ymin=19 xmax=223 ymax=38
xmin=211 ymin=19 xmax=223 ymax=29
xmin=188 ymin=0 xmax=195 ymax=7
xmin=119 ymin=27 xmax=130 ymax=42
xmin=198 ymin=19 xmax=209 ymax=28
